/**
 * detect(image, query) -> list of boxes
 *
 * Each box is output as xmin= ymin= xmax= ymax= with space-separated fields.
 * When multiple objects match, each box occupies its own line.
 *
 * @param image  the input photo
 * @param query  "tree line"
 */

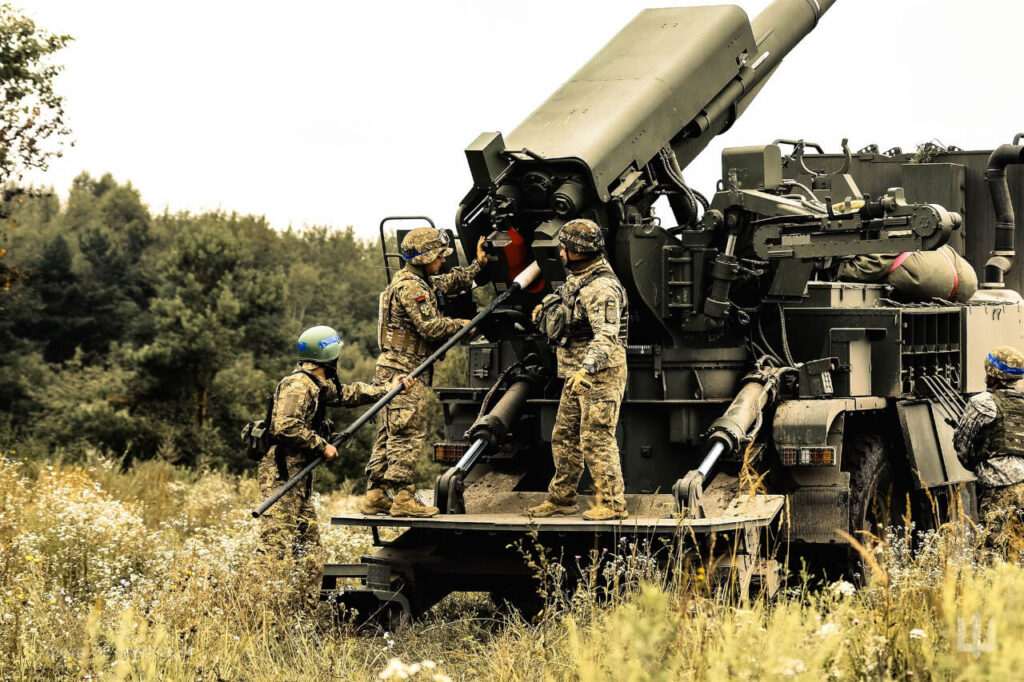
xmin=0 ymin=173 xmax=461 ymax=487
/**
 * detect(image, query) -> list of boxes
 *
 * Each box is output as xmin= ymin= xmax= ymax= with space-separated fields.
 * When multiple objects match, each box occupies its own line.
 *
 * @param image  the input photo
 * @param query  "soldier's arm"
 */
xmin=333 ymin=381 xmax=389 ymax=407
xmin=579 ymin=279 xmax=625 ymax=374
xmin=430 ymin=260 xmax=481 ymax=295
xmin=397 ymin=280 xmax=465 ymax=342
xmin=954 ymin=393 xmax=998 ymax=469
xmin=270 ymin=377 xmax=328 ymax=453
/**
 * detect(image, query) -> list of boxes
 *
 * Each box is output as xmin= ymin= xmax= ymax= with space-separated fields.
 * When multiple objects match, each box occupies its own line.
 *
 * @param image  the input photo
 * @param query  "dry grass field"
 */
xmin=1 ymin=450 xmax=1023 ymax=681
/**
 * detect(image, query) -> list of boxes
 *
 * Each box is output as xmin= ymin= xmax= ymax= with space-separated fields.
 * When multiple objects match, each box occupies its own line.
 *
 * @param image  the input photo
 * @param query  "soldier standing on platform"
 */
xmin=529 ymin=218 xmax=630 ymax=521
xmin=362 ymin=228 xmax=489 ymax=518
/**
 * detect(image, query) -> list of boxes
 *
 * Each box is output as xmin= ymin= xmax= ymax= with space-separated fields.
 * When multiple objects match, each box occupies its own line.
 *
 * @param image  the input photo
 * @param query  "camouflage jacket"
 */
xmin=954 ymin=390 xmax=1024 ymax=488
xmin=556 ymin=257 xmax=627 ymax=378
xmin=376 ymin=261 xmax=481 ymax=373
xmin=269 ymin=361 xmax=386 ymax=456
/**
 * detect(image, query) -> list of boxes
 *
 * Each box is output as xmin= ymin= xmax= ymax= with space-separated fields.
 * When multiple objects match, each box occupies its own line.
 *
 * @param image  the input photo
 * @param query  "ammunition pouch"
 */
xmin=241 ymin=418 xmax=272 ymax=462
xmin=380 ymin=325 xmax=434 ymax=358
xmin=536 ymin=293 xmax=573 ymax=347
xmin=242 ymin=391 xmax=277 ymax=462
xmin=535 ymin=265 xmax=621 ymax=347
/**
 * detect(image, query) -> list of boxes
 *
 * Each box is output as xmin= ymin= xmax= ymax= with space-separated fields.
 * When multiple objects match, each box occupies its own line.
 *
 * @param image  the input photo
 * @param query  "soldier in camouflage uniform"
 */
xmin=362 ymin=227 xmax=489 ymax=518
xmin=955 ymin=345 xmax=1024 ymax=553
xmin=528 ymin=218 xmax=629 ymax=521
xmin=250 ymin=325 xmax=409 ymax=609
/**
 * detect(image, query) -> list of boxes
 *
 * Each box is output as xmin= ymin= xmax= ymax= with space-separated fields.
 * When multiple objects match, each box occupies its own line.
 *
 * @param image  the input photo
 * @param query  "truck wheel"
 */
xmin=848 ymin=431 xmax=908 ymax=539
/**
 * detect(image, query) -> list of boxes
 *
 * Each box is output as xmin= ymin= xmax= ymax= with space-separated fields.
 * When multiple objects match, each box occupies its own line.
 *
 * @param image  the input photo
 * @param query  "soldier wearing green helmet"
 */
xmin=529 ymin=218 xmax=630 ymax=521
xmin=955 ymin=345 xmax=1024 ymax=553
xmin=249 ymin=324 xmax=411 ymax=609
xmin=363 ymin=227 xmax=488 ymax=518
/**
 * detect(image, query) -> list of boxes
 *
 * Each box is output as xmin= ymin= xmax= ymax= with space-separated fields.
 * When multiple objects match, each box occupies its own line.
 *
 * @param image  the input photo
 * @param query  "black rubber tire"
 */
xmin=847 ymin=431 xmax=908 ymax=538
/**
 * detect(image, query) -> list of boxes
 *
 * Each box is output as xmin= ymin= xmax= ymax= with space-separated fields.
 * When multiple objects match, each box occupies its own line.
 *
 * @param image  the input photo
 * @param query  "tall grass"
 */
xmin=0 ymin=448 xmax=1022 ymax=680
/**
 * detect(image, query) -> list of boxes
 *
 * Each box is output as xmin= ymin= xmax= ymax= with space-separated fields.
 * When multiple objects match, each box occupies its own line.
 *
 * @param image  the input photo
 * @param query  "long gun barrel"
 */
xmin=458 ymin=1 xmax=841 ymax=341
xmin=252 ymin=262 xmax=542 ymax=518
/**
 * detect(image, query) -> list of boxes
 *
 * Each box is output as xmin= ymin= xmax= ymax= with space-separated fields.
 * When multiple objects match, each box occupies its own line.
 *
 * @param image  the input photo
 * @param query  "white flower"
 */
xmin=379 ymin=658 xmax=411 ymax=681
xmin=831 ymin=580 xmax=856 ymax=597
xmin=815 ymin=622 xmax=840 ymax=637
xmin=780 ymin=658 xmax=806 ymax=676
xmin=909 ymin=628 xmax=927 ymax=640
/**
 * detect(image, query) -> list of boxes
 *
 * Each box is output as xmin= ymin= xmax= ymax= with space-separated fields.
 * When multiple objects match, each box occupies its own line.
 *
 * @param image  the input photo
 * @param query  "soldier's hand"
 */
xmin=459 ymin=318 xmax=478 ymax=337
xmin=323 ymin=443 xmax=339 ymax=461
xmin=394 ymin=375 xmax=415 ymax=394
xmin=532 ymin=304 xmax=542 ymax=323
xmin=566 ymin=368 xmax=593 ymax=395
xmin=476 ymin=236 xmax=488 ymax=267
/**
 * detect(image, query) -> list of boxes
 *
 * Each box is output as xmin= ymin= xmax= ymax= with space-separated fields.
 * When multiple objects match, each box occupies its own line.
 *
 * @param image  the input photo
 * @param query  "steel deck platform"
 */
xmin=331 ymin=493 xmax=785 ymax=534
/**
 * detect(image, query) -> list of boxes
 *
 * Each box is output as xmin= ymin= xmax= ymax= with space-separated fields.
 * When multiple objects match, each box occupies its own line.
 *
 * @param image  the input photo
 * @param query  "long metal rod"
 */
xmin=697 ymin=440 xmax=727 ymax=478
xmin=252 ymin=262 xmax=541 ymax=518
xmin=455 ymin=438 xmax=488 ymax=473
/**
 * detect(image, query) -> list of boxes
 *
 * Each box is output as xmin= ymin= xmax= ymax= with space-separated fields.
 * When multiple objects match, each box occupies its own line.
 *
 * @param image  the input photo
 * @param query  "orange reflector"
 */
xmin=433 ymin=442 xmax=468 ymax=465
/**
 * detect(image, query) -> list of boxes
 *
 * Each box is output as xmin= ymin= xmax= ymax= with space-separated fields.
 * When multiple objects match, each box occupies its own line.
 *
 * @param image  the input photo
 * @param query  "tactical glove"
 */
xmin=566 ymin=368 xmax=593 ymax=395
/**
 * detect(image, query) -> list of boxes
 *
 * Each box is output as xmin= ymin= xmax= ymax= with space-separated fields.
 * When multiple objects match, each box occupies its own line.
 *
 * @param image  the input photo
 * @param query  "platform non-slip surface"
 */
xmin=331 ymin=493 xmax=784 ymax=533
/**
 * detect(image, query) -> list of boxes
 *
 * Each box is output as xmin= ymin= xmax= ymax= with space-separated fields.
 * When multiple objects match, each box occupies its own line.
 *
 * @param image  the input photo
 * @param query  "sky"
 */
xmin=21 ymin=0 xmax=1024 ymax=239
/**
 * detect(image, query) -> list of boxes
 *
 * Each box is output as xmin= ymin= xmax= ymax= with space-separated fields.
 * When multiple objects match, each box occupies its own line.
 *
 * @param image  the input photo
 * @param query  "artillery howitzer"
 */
xmin=325 ymin=0 xmax=1024 ymax=624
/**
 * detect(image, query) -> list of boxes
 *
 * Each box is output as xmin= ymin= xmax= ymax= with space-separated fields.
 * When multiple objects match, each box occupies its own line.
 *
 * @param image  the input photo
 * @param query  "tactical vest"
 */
xmin=988 ymin=390 xmax=1024 ymax=459
xmin=244 ymin=368 xmax=331 ymax=462
xmin=538 ymin=263 xmax=628 ymax=347
xmin=378 ymin=273 xmax=438 ymax=358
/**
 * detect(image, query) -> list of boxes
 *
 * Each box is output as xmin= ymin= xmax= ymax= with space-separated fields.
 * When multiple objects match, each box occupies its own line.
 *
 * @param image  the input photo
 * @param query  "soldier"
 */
xmin=954 ymin=345 xmax=1024 ymax=553
xmin=361 ymin=228 xmax=489 ymax=518
xmin=528 ymin=218 xmax=629 ymax=521
xmin=250 ymin=325 xmax=411 ymax=609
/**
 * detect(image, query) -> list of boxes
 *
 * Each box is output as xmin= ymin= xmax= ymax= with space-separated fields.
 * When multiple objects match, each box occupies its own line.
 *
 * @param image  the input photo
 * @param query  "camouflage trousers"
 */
xmin=248 ymin=447 xmax=324 ymax=611
xmin=366 ymin=365 xmax=432 ymax=489
xmin=979 ymin=480 xmax=1024 ymax=555
xmin=548 ymin=364 xmax=628 ymax=511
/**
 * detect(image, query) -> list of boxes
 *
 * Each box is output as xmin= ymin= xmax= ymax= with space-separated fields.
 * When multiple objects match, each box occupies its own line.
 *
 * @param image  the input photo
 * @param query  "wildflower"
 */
xmin=909 ymin=628 xmax=927 ymax=640
xmin=815 ymin=622 xmax=840 ymax=637
xmin=779 ymin=659 xmax=806 ymax=676
xmin=831 ymin=580 xmax=856 ymax=597
xmin=378 ymin=658 xmax=410 ymax=680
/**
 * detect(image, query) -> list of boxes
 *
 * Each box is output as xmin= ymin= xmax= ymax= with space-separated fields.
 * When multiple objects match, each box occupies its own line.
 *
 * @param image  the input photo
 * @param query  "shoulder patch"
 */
xmin=419 ymin=301 xmax=433 ymax=318
xmin=605 ymin=298 xmax=617 ymax=324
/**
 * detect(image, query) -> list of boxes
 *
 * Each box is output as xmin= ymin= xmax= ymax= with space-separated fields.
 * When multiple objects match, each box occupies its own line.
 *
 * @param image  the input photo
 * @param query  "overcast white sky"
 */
xmin=22 ymin=0 xmax=1024 ymax=238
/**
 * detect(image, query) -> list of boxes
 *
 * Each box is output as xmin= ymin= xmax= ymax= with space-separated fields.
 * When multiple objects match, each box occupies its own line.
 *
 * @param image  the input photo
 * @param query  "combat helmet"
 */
xmin=401 ymin=227 xmax=453 ymax=266
xmin=297 ymin=325 xmax=343 ymax=364
xmin=985 ymin=345 xmax=1024 ymax=386
xmin=558 ymin=218 xmax=605 ymax=255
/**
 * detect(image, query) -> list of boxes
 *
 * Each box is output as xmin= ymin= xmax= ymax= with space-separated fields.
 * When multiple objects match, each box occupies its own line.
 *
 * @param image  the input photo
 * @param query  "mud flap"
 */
xmin=896 ymin=400 xmax=974 ymax=488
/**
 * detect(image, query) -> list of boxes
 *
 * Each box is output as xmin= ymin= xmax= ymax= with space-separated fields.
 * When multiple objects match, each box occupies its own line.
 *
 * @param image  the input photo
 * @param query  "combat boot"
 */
xmin=359 ymin=488 xmax=392 ymax=516
xmin=389 ymin=486 xmax=439 ymax=518
xmin=582 ymin=505 xmax=628 ymax=521
xmin=526 ymin=499 xmax=579 ymax=517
